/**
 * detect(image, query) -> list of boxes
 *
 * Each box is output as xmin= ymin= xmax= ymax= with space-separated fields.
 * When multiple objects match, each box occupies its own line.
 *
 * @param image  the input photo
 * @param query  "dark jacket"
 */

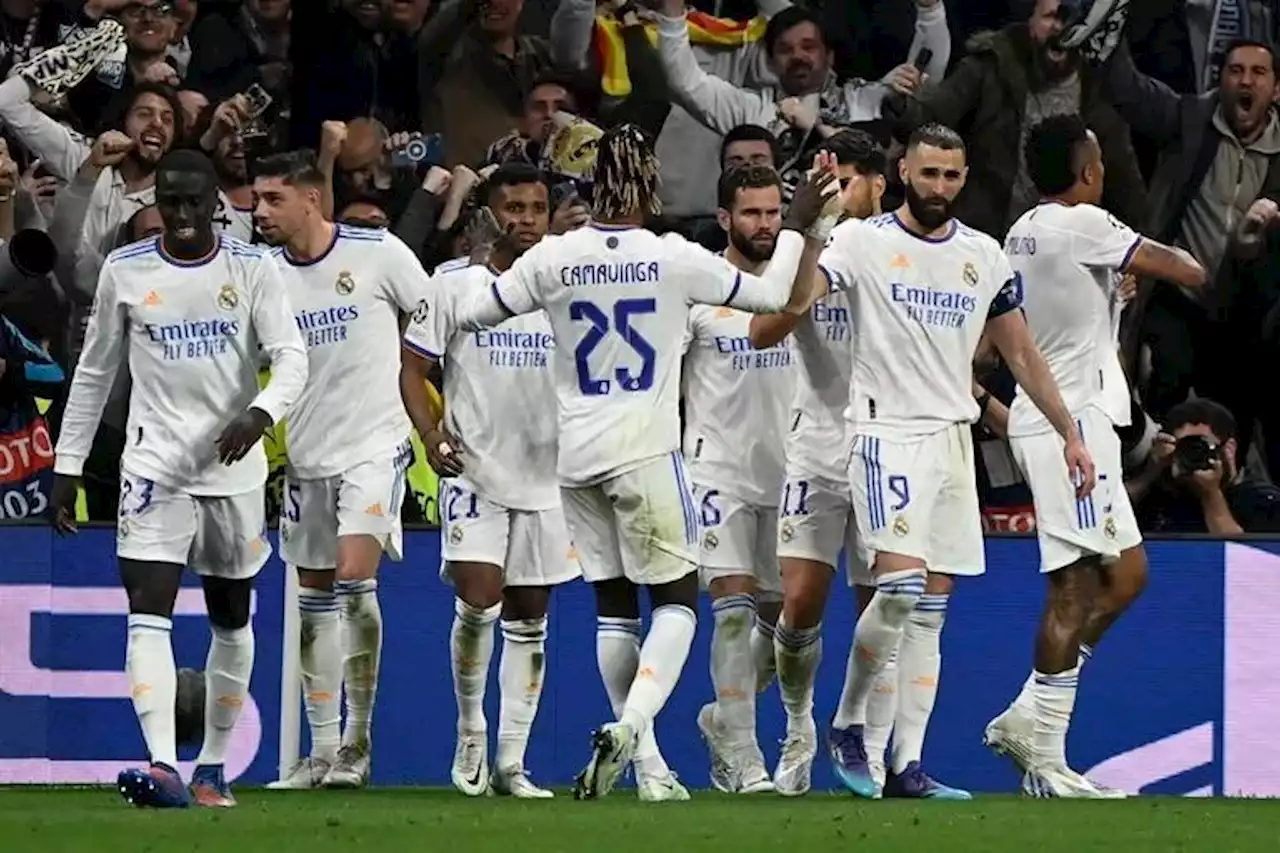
xmin=881 ymin=24 xmax=1147 ymax=239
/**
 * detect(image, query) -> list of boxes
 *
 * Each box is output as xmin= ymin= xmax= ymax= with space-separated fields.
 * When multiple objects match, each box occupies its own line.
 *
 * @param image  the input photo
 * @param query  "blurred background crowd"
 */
xmin=1 ymin=0 xmax=1278 ymax=541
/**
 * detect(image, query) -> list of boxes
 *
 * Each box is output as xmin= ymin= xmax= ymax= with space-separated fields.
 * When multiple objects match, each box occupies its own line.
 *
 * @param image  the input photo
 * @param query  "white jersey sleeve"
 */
xmin=455 ymin=243 xmax=547 ymax=330
xmin=1071 ymin=204 xmax=1143 ymax=271
xmin=818 ymin=217 xmax=870 ymax=292
xmin=246 ymin=255 xmax=308 ymax=425
xmin=380 ymin=230 xmax=435 ymax=313
xmin=402 ymin=275 xmax=456 ymax=361
xmin=674 ymin=230 xmax=807 ymax=313
xmin=53 ymin=262 xmax=126 ymax=477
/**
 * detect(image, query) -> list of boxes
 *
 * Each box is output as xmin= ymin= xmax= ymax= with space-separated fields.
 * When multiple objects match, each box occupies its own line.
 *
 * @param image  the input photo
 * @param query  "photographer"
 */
xmin=1127 ymin=398 xmax=1280 ymax=535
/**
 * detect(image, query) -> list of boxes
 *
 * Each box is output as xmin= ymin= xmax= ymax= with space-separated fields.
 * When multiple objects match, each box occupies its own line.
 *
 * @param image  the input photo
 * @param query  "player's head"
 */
xmin=821 ymin=129 xmax=887 ymax=219
xmin=154 ymin=149 xmax=218 ymax=256
xmin=1025 ymin=114 xmax=1104 ymax=204
xmin=717 ymin=165 xmax=783 ymax=263
xmin=763 ymin=6 xmax=832 ymax=96
xmin=481 ymin=161 xmax=551 ymax=254
xmin=900 ymin=123 xmax=967 ymax=231
xmin=592 ymin=123 xmax=661 ymax=222
xmin=252 ymin=149 xmax=326 ymax=246
xmin=118 ymin=82 xmax=181 ymax=169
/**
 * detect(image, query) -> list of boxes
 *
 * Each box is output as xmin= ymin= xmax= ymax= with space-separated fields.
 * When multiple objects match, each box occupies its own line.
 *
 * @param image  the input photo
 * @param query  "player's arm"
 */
xmin=50 ymin=262 xmax=127 ymax=532
xmin=745 ymin=252 xmax=831 ymax=348
xmin=220 ymin=256 xmax=309 ymax=464
xmin=984 ymin=274 xmax=1096 ymax=496
xmin=454 ymin=242 xmax=543 ymax=331
xmin=973 ymin=381 xmax=1008 ymax=439
xmin=1076 ymin=206 xmax=1205 ymax=288
xmin=401 ymin=289 xmax=463 ymax=476
xmin=1122 ymin=238 xmax=1205 ymax=289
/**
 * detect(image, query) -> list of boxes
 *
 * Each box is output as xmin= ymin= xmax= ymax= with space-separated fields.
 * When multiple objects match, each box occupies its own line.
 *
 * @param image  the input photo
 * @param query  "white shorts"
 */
xmin=693 ymin=484 xmax=782 ymax=598
xmin=849 ymin=424 xmax=984 ymax=576
xmin=116 ymin=470 xmax=270 ymax=579
xmin=279 ymin=442 xmax=413 ymax=570
xmin=775 ymin=465 xmax=872 ymax=586
xmin=1012 ymin=408 xmax=1143 ymax=572
xmin=439 ymin=477 xmax=581 ymax=587
xmin=561 ymin=452 xmax=699 ymax=587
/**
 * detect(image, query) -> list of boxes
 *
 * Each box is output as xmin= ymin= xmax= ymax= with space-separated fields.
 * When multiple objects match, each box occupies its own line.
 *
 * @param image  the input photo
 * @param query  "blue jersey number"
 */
xmin=570 ymin=298 xmax=657 ymax=396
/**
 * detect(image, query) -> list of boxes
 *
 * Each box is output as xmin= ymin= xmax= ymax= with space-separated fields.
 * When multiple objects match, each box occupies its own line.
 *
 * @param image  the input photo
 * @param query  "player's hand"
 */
xmin=319 ymin=120 xmax=348 ymax=163
xmin=89 ymin=130 xmax=135 ymax=168
xmin=50 ymin=474 xmax=79 ymax=535
xmin=783 ymin=166 xmax=838 ymax=232
xmin=215 ymin=407 xmax=273 ymax=465
xmin=1063 ymin=436 xmax=1097 ymax=499
xmin=550 ymin=196 xmax=590 ymax=235
xmin=424 ymin=427 xmax=465 ymax=477
xmin=883 ymin=63 xmax=925 ymax=96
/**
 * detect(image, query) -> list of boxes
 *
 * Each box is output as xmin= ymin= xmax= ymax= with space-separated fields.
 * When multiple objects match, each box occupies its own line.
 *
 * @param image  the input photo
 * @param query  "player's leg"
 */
xmin=185 ymin=486 xmax=272 ymax=807
xmin=438 ymin=482 xmax=508 ymax=796
xmin=272 ymin=474 xmax=342 ymax=789
xmin=831 ymin=434 xmax=934 ymax=798
xmin=696 ymin=489 xmax=771 ymax=794
xmin=491 ymin=505 xmax=580 ymax=798
xmin=323 ymin=445 xmax=414 ymax=788
xmin=574 ymin=455 xmax=699 ymax=800
xmin=852 ymin=570 xmax=899 ymax=790
xmin=114 ymin=473 xmax=194 ymax=809
xmin=771 ymin=472 xmax=846 ymax=796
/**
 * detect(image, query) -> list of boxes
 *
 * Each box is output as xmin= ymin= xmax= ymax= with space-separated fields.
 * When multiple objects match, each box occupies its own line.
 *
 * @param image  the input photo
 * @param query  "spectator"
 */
xmin=656 ymin=0 xmax=949 ymax=198
xmin=1101 ymin=36 xmax=1280 ymax=419
xmin=1128 ymin=398 xmax=1280 ymax=534
xmin=183 ymin=0 xmax=290 ymax=102
xmin=881 ymin=0 xmax=1147 ymax=239
xmin=0 ymin=0 xmax=78 ymax=81
xmin=418 ymin=0 xmax=556 ymax=168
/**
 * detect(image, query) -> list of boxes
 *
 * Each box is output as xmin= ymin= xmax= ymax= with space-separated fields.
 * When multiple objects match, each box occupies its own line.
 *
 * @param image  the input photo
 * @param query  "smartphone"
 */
xmin=913 ymin=47 xmax=933 ymax=71
xmin=550 ymin=180 xmax=580 ymax=210
xmin=242 ymin=83 xmax=273 ymax=119
xmin=391 ymin=133 xmax=444 ymax=168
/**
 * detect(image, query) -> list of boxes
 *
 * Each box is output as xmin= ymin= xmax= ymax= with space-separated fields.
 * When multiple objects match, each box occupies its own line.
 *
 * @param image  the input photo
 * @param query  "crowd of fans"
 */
xmin=1 ymin=0 xmax=1279 ymax=539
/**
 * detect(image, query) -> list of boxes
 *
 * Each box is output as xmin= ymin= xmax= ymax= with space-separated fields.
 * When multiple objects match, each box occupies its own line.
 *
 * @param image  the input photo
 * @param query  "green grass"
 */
xmin=2 ymin=788 xmax=1279 ymax=852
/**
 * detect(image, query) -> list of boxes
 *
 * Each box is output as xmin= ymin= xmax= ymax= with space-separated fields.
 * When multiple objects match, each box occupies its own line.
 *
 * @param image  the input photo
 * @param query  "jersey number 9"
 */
xmin=570 ymin=298 xmax=657 ymax=396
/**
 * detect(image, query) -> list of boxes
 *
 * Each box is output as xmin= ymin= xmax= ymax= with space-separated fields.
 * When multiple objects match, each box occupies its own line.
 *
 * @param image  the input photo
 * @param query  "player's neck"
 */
xmin=894 ymin=204 xmax=953 ymax=240
xmin=287 ymin=220 xmax=337 ymax=263
xmin=724 ymin=243 xmax=765 ymax=275
xmin=596 ymin=212 xmax=644 ymax=228
xmin=1042 ymin=193 xmax=1080 ymax=207
xmin=160 ymin=232 xmax=216 ymax=262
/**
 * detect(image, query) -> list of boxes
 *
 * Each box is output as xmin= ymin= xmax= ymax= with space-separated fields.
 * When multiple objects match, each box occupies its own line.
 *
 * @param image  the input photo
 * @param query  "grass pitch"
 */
xmin=3 ymin=788 xmax=1279 ymax=852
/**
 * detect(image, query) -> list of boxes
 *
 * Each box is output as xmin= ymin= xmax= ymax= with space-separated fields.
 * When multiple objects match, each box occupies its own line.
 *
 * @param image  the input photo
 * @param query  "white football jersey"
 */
xmin=787 ymin=290 xmax=853 ymax=477
xmin=214 ymin=191 xmax=255 ymax=243
xmin=454 ymin=225 xmax=808 ymax=485
xmin=54 ymin=234 xmax=308 ymax=495
xmin=404 ymin=262 xmax=558 ymax=511
xmin=1004 ymin=202 xmax=1140 ymax=437
xmin=821 ymin=213 xmax=1020 ymax=438
xmin=681 ymin=305 xmax=793 ymax=506
xmin=272 ymin=225 xmax=428 ymax=479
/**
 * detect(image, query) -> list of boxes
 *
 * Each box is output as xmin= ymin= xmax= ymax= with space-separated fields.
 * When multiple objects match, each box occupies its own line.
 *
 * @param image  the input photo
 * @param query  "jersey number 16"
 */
xmin=571 ymin=298 xmax=656 ymax=396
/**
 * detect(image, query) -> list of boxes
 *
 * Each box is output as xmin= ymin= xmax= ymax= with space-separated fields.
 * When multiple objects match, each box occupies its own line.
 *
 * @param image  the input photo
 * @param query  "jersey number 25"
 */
xmin=571 ymin=298 xmax=656 ymax=395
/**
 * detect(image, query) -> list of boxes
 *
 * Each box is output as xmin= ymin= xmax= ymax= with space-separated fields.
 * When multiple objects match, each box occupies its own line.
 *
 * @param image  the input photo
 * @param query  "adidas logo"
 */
xmin=143 ymin=290 xmax=161 ymax=306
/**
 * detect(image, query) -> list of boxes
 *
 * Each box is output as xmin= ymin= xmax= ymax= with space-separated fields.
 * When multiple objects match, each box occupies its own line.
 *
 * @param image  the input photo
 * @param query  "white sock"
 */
xmin=773 ymin=619 xmax=821 ymax=736
xmin=1032 ymin=667 xmax=1079 ymax=768
xmin=495 ymin=616 xmax=547 ymax=771
xmin=863 ymin=645 xmax=898 ymax=770
xmin=195 ymin=623 xmax=255 ymax=767
xmin=450 ymin=598 xmax=500 ymax=735
xmin=298 ymin=586 xmax=342 ymax=762
xmin=336 ymin=578 xmax=383 ymax=748
xmin=710 ymin=594 xmax=757 ymax=747
xmin=619 ymin=604 xmax=697 ymax=740
xmin=597 ymin=616 xmax=669 ymax=779
xmin=1011 ymin=642 xmax=1092 ymax=717
xmin=126 ymin=613 xmax=178 ymax=768
xmin=832 ymin=568 xmax=926 ymax=730
xmin=751 ymin=614 xmax=777 ymax=693
xmin=891 ymin=592 xmax=946 ymax=773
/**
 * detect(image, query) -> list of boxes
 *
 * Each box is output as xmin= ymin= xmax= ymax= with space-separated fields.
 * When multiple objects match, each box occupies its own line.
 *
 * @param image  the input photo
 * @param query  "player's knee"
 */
xmin=501 ymin=615 xmax=548 ymax=645
xmin=1113 ymin=546 xmax=1149 ymax=602
xmin=203 ymin=576 xmax=253 ymax=630
xmin=872 ymin=567 xmax=927 ymax=621
xmin=335 ymin=534 xmax=381 ymax=583
xmin=707 ymin=573 xmax=756 ymax=600
xmin=648 ymin=571 xmax=700 ymax=612
xmin=453 ymin=562 xmax=504 ymax=609
xmin=119 ymin=559 xmax=183 ymax=618
xmin=296 ymin=566 xmax=335 ymax=591
xmin=502 ymin=586 xmax=550 ymax=620
xmin=593 ymin=577 xmax=641 ymax=619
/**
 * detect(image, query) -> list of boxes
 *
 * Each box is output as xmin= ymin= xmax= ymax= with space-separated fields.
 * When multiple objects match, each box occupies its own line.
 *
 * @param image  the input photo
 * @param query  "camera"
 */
xmin=1173 ymin=435 xmax=1220 ymax=473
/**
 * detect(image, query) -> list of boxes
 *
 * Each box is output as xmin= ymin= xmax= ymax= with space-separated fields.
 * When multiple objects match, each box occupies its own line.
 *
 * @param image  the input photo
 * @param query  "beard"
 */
xmin=1032 ymin=41 xmax=1081 ymax=84
xmin=904 ymin=181 xmax=953 ymax=231
xmin=729 ymin=227 xmax=775 ymax=263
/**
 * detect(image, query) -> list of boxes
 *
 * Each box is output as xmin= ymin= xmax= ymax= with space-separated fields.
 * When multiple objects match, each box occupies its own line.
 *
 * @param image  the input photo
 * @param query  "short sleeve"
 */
xmin=491 ymin=242 xmax=544 ymax=317
xmin=381 ymin=232 xmax=434 ymax=313
xmin=667 ymin=233 xmax=748 ymax=306
xmin=1071 ymin=204 xmax=1142 ymax=272
xmin=403 ymin=273 xmax=457 ymax=360
xmin=817 ymin=219 xmax=866 ymax=292
xmin=986 ymin=251 xmax=1023 ymax=319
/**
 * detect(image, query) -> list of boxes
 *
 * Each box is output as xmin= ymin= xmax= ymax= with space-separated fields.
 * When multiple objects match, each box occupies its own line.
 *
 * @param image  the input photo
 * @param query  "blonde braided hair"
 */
xmin=591 ymin=123 xmax=662 ymax=221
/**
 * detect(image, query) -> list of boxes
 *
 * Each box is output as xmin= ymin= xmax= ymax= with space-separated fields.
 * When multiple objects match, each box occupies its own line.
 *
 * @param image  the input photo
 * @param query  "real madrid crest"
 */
xmin=1103 ymin=516 xmax=1117 ymax=540
xmin=217 ymin=284 xmax=238 ymax=311
xmin=335 ymin=270 xmax=355 ymax=295
xmin=962 ymin=262 xmax=979 ymax=288
xmin=449 ymin=525 xmax=463 ymax=545
xmin=118 ymin=518 xmax=130 ymax=539
xmin=703 ymin=531 xmax=719 ymax=551
xmin=780 ymin=520 xmax=795 ymax=542
xmin=893 ymin=515 xmax=909 ymax=537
